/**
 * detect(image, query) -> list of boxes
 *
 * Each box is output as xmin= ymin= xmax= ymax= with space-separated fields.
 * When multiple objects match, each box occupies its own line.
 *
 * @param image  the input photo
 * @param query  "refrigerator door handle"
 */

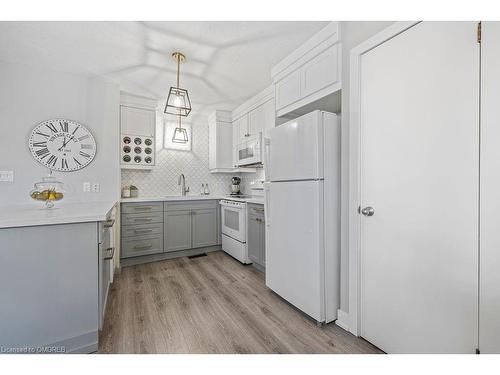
xmin=264 ymin=182 xmax=271 ymax=227
xmin=264 ymin=137 xmax=271 ymax=181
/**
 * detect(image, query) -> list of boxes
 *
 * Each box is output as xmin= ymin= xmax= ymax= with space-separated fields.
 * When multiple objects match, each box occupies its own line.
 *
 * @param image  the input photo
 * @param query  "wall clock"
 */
xmin=28 ymin=119 xmax=97 ymax=172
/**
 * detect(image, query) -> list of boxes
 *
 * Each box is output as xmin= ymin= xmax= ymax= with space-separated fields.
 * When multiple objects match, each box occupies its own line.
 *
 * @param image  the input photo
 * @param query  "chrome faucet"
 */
xmin=178 ymin=174 xmax=190 ymax=196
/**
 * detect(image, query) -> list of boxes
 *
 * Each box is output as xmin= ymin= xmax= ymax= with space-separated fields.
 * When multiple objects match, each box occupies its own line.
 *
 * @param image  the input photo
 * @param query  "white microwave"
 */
xmin=236 ymin=133 xmax=262 ymax=167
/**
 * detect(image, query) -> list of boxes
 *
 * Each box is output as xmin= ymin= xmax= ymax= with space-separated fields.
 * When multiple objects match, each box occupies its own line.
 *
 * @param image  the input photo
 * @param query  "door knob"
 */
xmin=361 ymin=206 xmax=375 ymax=216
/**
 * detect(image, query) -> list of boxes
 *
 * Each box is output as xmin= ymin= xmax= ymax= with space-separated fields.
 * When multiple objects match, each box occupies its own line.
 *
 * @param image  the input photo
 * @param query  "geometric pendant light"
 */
xmin=164 ymin=52 xmax=192 ymax=117
xmin=172 ymin=114 xmax=189 ymax=143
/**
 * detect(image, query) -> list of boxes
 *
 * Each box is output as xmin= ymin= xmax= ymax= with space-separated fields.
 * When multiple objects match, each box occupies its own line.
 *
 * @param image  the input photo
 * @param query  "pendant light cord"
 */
xmin=177 ymin=54 xmax=180 ymax=88
xmin=177 ymin=54 xmax=181 ymax=119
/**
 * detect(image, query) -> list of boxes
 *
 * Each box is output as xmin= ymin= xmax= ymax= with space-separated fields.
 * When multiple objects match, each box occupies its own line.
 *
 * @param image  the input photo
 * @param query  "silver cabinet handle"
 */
xmin=134 ymin=218 xmax=153 ymax=222
xmin=361 ymin=206 xmax=375 ymax=217
xmin=134 ymin=206 xmax=153 ymax=211
xmin=104 ymin=219 xmax=115 ymax=228
xmin=104 ymin=247 xmax=114 ymax=260
xmin=134 ymin=244 xmax=153 ymax=250
xmin=134 ymin=229 xmax=153 ymax=234
xmin=254 ymin=208 xmax=264 ymax=213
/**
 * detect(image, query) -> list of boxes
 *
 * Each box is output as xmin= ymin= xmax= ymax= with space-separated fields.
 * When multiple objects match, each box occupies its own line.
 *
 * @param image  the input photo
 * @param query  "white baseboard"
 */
xmin=335 ymin=309 xmax=350 ymax=332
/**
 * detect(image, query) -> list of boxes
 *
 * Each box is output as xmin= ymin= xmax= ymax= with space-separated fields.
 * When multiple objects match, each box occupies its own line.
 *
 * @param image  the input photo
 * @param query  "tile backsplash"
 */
xmin=121 ymin=113 xmax=261 ymax=198
xmin=241 ymin=169 xmax=265 ymax=193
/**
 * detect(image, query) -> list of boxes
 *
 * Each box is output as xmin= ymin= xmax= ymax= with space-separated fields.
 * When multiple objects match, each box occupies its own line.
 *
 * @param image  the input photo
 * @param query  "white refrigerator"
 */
xmin=264 ymin=110 xmax=340 ymax=324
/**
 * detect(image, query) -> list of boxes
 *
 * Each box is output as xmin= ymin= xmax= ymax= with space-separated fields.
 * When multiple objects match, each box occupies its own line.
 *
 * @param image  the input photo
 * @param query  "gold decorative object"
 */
xmin=29 ymin=170 xmax=64 ymax=209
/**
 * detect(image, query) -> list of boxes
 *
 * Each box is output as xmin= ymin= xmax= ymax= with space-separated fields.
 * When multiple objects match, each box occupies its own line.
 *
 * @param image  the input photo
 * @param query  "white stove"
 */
xmin=219 ymin=180 xmax=265 ymax=264
xmin=220 ymin=198 xmax=249 ymax=263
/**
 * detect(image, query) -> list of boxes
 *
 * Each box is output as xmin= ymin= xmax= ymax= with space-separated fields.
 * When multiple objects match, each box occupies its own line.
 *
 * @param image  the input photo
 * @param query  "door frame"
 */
xmin=347 ymin=21 xmax=420 ymax=336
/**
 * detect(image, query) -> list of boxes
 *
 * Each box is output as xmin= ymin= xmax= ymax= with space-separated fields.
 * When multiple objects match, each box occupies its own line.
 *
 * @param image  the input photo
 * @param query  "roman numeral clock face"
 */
xmin=28 ymin=119 xmax=96 ymax=172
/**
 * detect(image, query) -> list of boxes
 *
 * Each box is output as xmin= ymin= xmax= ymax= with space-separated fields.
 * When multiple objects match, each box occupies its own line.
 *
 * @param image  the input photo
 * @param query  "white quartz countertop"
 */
xmin=121 ymin=195 xmax=265 ymax=205
xmin=0 ymin=201 xmax=117 ymax=229
xmin=121 ymin=195 xmax=224 ymax=203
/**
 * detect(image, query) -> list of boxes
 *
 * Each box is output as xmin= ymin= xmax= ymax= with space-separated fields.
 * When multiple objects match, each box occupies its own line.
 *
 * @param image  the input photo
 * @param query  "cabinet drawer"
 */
xmin=121 ymin=223 xmax=163 ymax=238
xmin=165 ymin=200 xmax=217 ymax=212
xmin=121 ymin=236 xmax=163 ymax=258
xmin=122 ymin=202 xmax=163 ymax=214
xmin=121 ymin=211 xmax=163 ymax=226
xmin=248 ymin=204 xmax=265 ymax=216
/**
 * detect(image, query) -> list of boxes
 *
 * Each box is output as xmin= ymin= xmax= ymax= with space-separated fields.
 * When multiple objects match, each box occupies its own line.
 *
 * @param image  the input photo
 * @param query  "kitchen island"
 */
xmin=0 ymin=201 xmax=116 ymax=353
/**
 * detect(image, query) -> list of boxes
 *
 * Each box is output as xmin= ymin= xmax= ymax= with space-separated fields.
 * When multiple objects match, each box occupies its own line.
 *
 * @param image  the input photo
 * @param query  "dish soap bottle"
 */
xmin=200 ymin=184 xmax=205 ymax=195
xmin=204 ymin=183 xmax=210 ymax=195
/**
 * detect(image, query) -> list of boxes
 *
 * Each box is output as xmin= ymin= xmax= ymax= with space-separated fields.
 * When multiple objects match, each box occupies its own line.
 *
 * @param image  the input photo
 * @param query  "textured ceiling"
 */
xmin=0 ymin=21 xmax=329 ymax=119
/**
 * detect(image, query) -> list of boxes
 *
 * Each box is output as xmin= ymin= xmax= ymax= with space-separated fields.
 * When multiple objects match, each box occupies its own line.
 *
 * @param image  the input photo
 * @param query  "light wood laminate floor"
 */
xmin=99 ymin=251 xmax=381 ymax=354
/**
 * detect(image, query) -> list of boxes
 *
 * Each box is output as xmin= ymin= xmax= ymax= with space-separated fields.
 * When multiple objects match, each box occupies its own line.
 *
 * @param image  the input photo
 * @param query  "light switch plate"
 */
xmin=0 ymin=171 xmax=14 ymax=182
xmin=83 ymin=182 xmax=91 ymax=192
xmin=91 ymin=183 xmax=100 ymax=193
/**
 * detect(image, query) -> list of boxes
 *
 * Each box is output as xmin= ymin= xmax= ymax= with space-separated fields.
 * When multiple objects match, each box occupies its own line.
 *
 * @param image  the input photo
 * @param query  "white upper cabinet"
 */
xmin=272 ymin=22 xmax=341 ymax=118
xmin=301 ymin=44 xmax=339 ymax=98
xmin=208 ymin=110 xmax=234 ymax=172
xmin=237 ymin=114 xmax=249 ymax=143
xmin=232 ymin=85 xmax=275 ymax=140
xmin=275 ymin=70 xmax=302 ymax=112
xmin=230 ymin=85 xmax=275 ymax=168
xmin=248 ymin=98 xmax=275 ymax=137
xmin=262 ymin=98 xmax=276 ymax=132
xmin=120 ymin=93 xmax=158 ymax=170
xmin=120 ymin=105 xmax=155 ymax=136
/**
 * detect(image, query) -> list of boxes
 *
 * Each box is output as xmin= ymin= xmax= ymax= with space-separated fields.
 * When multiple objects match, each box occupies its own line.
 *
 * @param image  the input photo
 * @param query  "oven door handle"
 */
xmin=220 ymin=202 xmax=244 ymax=209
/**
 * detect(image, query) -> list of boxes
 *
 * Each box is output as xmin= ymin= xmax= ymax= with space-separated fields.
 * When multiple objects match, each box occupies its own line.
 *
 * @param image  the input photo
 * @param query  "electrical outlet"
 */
xmin=0 ymin=171 xmax=14 ymax=182
xmin=91 ymin=183 xmax=100 ymax=193
xmin=83 ymin=182 xmax=91 ymax=192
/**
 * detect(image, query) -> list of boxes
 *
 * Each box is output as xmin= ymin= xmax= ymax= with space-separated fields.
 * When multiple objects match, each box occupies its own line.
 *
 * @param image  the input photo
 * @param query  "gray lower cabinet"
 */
xmin=247 ymin=204 xmax=265 ymax=268
xmin=122 ymin=235 xmax=164 ymax=258
xmin=122 ymin=200 xmax=220 ymax=260
xmin=0 ymin=222 xmax=100 ymax=353
xmin=98 ymin=217 xmax=113 ymax=330
xmin=121 ymin=202 xmax=164 ymax=259
xmin=192 ymin=208 xmax=218 ymax=248
xmin=164 ymin=201 xmax=218 ymax=251
xmin=164 ymin=210 xmax=192 ymax=252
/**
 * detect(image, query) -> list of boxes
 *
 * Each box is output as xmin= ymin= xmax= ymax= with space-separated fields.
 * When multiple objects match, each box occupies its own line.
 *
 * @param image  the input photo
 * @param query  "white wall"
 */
xmin=0 ymin=61 xmax=120 ymax=206
xmin=339 ymin=22 xmax=394 ymax=313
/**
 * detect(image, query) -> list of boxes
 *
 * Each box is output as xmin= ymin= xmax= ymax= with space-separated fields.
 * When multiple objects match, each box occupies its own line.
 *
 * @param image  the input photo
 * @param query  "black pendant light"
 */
xmin=164 ymin=52 xmax=192 ymax=117
xmin=172 ymin=114 xmax=189 ymax=143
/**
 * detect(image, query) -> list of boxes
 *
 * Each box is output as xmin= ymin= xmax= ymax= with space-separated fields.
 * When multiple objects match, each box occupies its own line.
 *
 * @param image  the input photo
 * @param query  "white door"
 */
xmin=360 ymin=22 xmax=479 ymax=353
xmin=265 ymin=180 xmax=324 ymax=322
xmin=268 ymin=111 xmax=324 ymax=181
xmin=480 ymin=21 xmax=500 ymax=354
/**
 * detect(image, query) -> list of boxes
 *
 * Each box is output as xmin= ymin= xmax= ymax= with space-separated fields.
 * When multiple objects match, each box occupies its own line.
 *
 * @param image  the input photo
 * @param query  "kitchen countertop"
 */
xmin=0 ymin=201 xmax=116 ymax=229
xmin=121 ymin=195 xmax=265 ymax=205
xmin=121 ymin=195 xmax=224 ymax=203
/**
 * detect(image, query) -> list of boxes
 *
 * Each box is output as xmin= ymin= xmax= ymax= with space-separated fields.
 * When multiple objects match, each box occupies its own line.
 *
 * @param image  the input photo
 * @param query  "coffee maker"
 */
xmin=230 ymin=176 xmax=241 ymax=196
